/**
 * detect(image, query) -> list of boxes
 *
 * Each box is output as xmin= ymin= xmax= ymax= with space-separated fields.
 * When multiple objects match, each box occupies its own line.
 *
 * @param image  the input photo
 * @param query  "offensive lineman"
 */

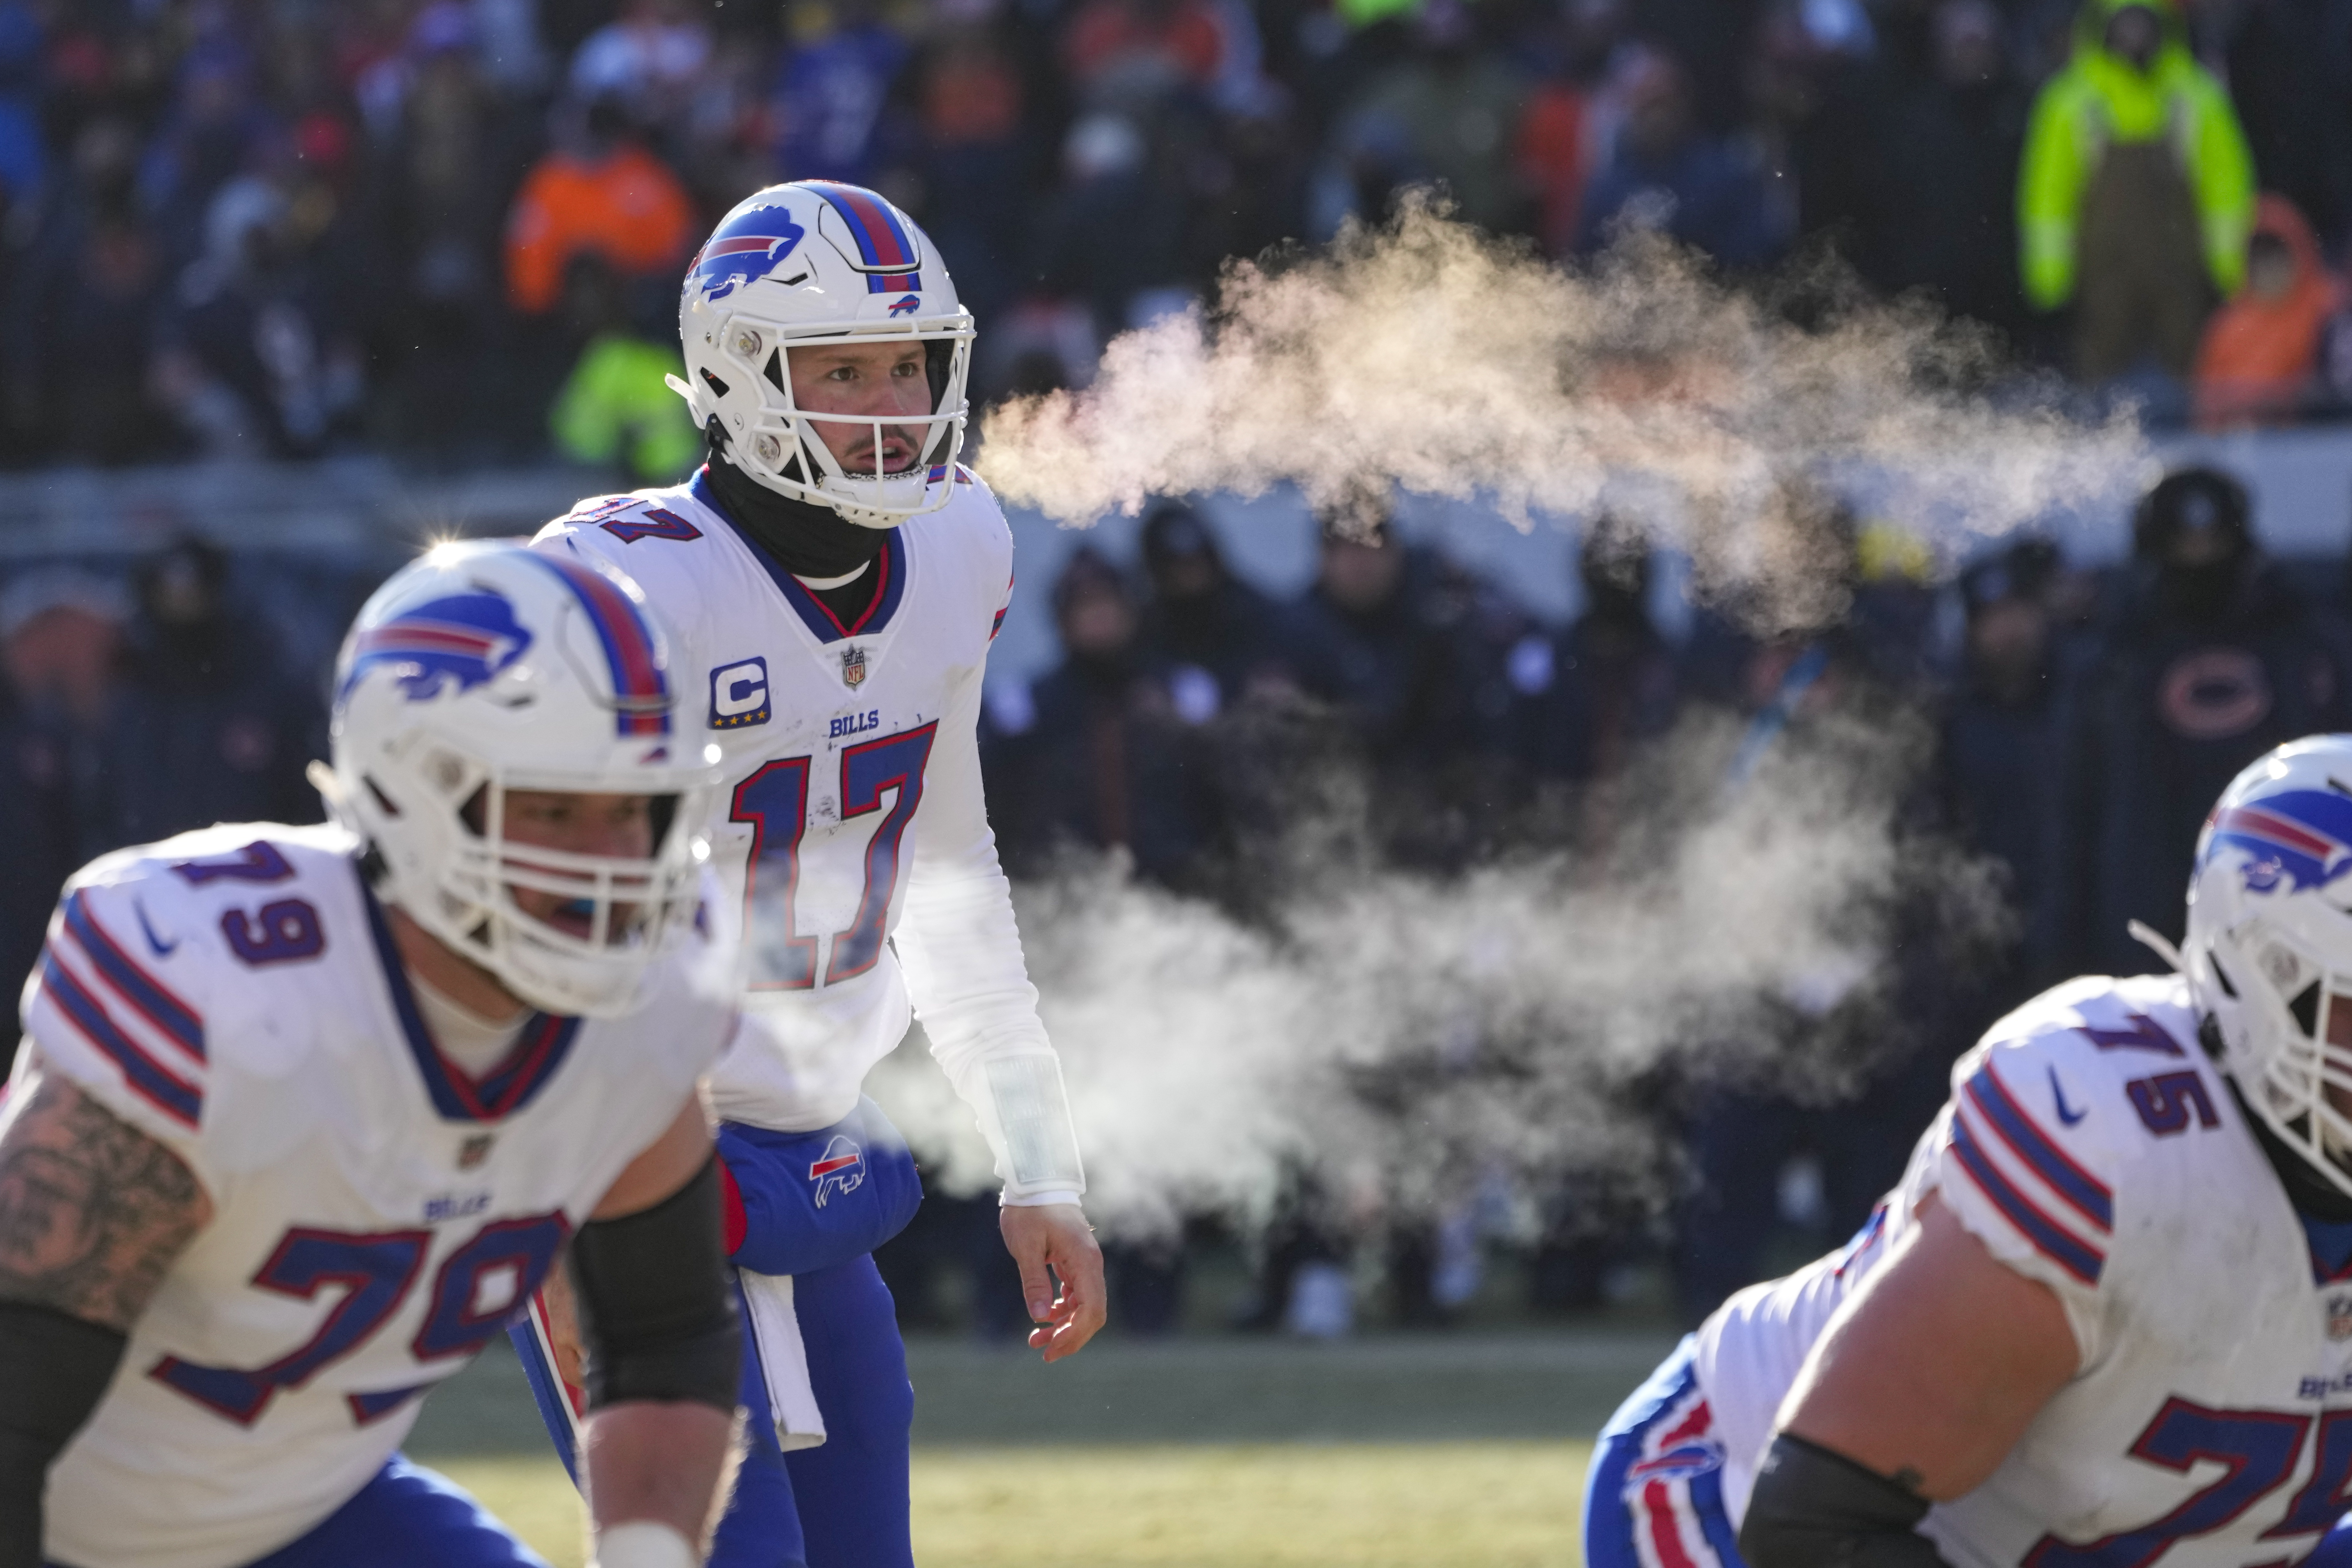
xmin=523 ymin=180 xmax=1104 ymax=1567
xmin=1585 ymin=735 xmax=2352 ymax=1566
xmin=0 ymin=543 xmax=744 ymax=1568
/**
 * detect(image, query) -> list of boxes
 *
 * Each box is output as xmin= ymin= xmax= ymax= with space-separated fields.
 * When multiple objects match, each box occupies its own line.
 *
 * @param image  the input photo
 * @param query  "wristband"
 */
xmin=591 ymin=1520 xmax=699 ymax=1568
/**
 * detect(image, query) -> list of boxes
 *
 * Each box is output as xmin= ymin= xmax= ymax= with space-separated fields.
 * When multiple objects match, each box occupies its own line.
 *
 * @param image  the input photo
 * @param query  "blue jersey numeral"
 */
xmin=152 ymin=1228 xmax=430 ymax=1425
xmin=171 ymin=842 xmax=296 ymax=885
xmin=2026 ymin=1398 xmax=2312 ymax=1565
xmin=728 ymin=725 xmax=938 ymax=990
xmin=221 ymin=898 xmax=325 ymax=966
xmin=152 ymin=1212 xmax=569 ymax=1426
xmin=2125 ymin=1072 xmax=2219 ymax=1137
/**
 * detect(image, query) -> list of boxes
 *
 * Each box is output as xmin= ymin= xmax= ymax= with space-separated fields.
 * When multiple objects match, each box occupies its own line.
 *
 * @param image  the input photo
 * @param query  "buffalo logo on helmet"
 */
xmin=2202 ymin=789 xmax=2352 ymax=896
xmin=888 ymin=294 xmax=921 ymax=317
xmin=342 ymin=591 xmax=532 ymax=706
xmin=688 ymin=204 xmax=809 ymax=302
xmin=808 ymin=1136 xmax=866 ymax=1208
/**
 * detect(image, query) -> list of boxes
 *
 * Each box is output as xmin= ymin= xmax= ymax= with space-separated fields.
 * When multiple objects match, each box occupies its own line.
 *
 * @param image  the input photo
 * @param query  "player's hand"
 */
xmin=541 ymin=1263 xmax=587 ymax=1390
xmin=999 ymin=1202 xmax=1105 ymax=1362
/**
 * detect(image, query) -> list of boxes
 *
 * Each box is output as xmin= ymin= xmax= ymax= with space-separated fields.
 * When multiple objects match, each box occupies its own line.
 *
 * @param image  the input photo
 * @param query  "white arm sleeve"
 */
xmin=893 ymin=660 xmax=1086 ymax=1205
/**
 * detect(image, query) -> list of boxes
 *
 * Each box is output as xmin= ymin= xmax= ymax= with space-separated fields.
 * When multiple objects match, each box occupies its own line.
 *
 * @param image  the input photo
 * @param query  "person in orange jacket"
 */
xmin=2193 ymin=193 xmax=2345 ymax=428
xmin=504 ymin=96 xmax=694 ymax=316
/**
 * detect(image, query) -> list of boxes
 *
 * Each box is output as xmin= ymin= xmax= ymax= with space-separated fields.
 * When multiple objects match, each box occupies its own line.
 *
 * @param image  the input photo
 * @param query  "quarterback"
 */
xmin=525 ymin=179 xmax=1103 ymax=1567
xmin=0 ymin=544 xmax=744 ymax=1568
xmin=1587 ymin=736 xmax=2352 ymax=1567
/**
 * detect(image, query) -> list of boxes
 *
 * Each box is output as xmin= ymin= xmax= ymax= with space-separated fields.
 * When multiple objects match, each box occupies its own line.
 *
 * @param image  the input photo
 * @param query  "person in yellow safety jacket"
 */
xmin=2017 ymin=0 xmax=2254 ymax=381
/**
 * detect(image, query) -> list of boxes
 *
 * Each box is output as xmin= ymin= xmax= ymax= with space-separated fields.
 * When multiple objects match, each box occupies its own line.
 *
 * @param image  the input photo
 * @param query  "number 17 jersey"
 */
xmin=534 ymin=467 xmax=1070 ymax=1192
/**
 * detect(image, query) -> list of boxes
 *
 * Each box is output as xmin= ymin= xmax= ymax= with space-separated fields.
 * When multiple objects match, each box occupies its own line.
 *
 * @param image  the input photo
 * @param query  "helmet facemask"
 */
xmin=2202 ymin=912 xmax=2352 ymax=1197
xmin=337 ymin=730 xmax=715 ymax=1021
xmin=680 ymin=311 xmax=974 ymax=529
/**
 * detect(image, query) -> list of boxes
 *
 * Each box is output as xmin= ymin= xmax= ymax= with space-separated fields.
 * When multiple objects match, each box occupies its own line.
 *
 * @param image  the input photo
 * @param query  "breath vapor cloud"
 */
xmin=891 ymin=207 xmax=2141 ymax=1242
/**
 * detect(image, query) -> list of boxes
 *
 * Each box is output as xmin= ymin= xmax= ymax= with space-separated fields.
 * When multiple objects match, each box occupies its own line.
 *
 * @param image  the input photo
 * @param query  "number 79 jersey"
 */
xmin=16 ymin=824 xmax=737 ymax=1568
xmin=533 ymin=467 xmax=1067 ymax=1178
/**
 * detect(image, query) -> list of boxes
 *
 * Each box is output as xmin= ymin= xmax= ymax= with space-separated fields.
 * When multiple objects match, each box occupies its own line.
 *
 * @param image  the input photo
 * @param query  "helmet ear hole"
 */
xmin=2291 ymin=980 xmax=2323 ymax=1037
xmin=700 ymin=367 xmax=732 ymax=400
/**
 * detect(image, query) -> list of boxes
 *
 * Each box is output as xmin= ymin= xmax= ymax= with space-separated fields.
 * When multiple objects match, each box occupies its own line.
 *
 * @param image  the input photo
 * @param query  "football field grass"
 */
xmin=433 ymin=1441 xmax=1595 ymax=1568
xmin=409 ymin=1330 xmax=1669 ymax=1567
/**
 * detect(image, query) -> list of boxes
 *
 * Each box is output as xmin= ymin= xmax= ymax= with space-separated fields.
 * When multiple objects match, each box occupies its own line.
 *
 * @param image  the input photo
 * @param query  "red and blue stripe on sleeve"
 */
xmin=1945 ymin=1059 xmax=2113 ymax=1286
xmin=31 ymin=891 xmax=207 ymax=1129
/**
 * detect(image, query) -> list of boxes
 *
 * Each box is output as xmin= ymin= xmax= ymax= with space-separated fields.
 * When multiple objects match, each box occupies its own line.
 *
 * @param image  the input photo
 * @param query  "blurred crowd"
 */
xmin=0 ymin=0 xmax=2343 ymax=472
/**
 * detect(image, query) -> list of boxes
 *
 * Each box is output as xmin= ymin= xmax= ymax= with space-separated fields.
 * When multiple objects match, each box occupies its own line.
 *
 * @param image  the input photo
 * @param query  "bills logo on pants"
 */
xmin=1584 ymin=1338 xmax=1745 ymax=1568
xmin=809 ymin=1136 xmax=865 ymax=1208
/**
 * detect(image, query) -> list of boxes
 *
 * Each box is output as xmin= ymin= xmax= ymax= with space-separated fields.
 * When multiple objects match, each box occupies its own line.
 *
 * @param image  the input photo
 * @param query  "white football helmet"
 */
xmin=2184 ymin=735 xmax=2352 ymax=1196
xmin=670 ymin=180 xmax=975 ymax=527
xmin=319 ymin=542 xmax=720 ymax=1017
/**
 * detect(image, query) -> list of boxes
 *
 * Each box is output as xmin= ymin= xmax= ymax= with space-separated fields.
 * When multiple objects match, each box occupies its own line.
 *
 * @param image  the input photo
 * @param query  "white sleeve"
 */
xmin=893 ymin=657 xmax=1086 ymax=1206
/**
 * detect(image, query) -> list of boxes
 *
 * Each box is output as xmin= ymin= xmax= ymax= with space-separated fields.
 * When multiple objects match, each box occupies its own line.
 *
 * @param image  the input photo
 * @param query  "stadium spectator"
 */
xmin=1278 ymin=503 xmax=1533 ymax=868
xmin=770 ymin=0 xmax=910 ymax=185
xmin=1321 ymin=0 xmax=1533 ymax=237
xmin=503 ymin=94 xmax=694 ymax=317
xmin=981 ymin=546 xmax=1231 ymax=891
xmin=151 ymin=173 xmax=367 ymax=458
xmin=2220 ymin=0 xmax=2352 ymax=258
xmin=2043 ymin=465 xmax=2350 ymax=982
xmin=0 ymin=568 xmax=127 ymax=870
xmin=904 ymin=14 xmax=1032 ymax=324
xmin=2193 ymin=194 xmax=2344 ymax=428
xmin=369 ymin=3 xmax=539 ymax=452
xmin=548 ymin=253 xmax=699 ymax=483
xmin=1033 ymin=111 xmax=1195 ymax=339
xmin=568 ymin=0 xmax=716 ymax=134
xmin=1860 ymin=0 xmax=2030 ymax=336
xmin=1132 ymin=500 xmax=1283 ymax=705
xmin=7 ymin=117 xmax=167 ymax=464
xmin=102 ymin=537 xmax=325 ymax=852
xmin=1941 ymin=538 xmax=2067 ymax=1023
xmin=1572 ymin=47 xmax=1785 ymax=267
xmin=1063 ymin=0 xmax=1228 ymax=98
xmin=0 ymin=572 xmax=107 ymax=1025
xmin=2017 ymin=0 xmax=2257 ymax=381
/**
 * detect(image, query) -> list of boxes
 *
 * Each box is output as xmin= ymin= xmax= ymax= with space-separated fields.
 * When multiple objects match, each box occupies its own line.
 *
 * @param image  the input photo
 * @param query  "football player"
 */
xmin=1584 ymin=734 xmax=2352 ymax=1567
xmin=0 ymin=543 xmax=744 ymax=1568
xmin=525 ymin=180 xmax=1103 ymax=1567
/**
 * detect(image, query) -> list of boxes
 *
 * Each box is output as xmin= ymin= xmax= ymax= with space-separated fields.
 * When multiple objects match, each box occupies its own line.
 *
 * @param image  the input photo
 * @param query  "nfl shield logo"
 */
xmin=2329 ymin=1292 xmax=2352 ymax=1341
xmin=457 ymin=1134 xmax=495 ymax=1171
xmin=841 ymin=645 xmax=868 ymax=688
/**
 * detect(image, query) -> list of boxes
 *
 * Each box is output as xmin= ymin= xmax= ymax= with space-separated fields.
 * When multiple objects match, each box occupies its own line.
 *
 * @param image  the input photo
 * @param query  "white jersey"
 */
xmin=533 ymin=468 xmax=1083 ymax=1201
xmin=17 ymin=823 xmax=736 ymax=1568
xmin=1696 ymin=972 xmax=2352 ymax=1566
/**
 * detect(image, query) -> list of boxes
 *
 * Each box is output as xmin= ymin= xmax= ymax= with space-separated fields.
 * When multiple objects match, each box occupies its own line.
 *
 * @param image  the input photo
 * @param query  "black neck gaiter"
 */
xmin=702 ymin=447 xmax=888 ymax=582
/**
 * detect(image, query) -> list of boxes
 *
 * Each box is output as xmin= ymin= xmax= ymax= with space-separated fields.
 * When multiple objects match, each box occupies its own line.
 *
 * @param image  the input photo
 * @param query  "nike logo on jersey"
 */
xmin=134 ymin=900 xmax=177 ymax=956
xmin=2051 ymin=1068 xmax=2088 ymax=1126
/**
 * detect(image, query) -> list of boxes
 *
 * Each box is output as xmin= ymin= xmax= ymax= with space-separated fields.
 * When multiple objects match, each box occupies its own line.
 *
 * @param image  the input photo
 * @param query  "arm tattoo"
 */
xmin=0 ymin=1067 xmax=210 ymax=1331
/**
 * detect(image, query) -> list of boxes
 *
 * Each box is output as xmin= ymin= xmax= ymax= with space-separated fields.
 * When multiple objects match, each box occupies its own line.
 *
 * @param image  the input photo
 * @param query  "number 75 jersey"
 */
xmin=17 ymin=824 xmax=738 ymax=1568
xmin=534 ymin=467 xmax=1066 ymax=1164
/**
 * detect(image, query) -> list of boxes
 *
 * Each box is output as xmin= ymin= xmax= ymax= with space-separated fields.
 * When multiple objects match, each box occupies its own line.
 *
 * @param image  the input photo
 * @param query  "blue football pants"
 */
xmin=513 ymin=1099 xmax=923 ymax=1568
xmin=47 ymin=1455 xmax=552 ymax=1568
